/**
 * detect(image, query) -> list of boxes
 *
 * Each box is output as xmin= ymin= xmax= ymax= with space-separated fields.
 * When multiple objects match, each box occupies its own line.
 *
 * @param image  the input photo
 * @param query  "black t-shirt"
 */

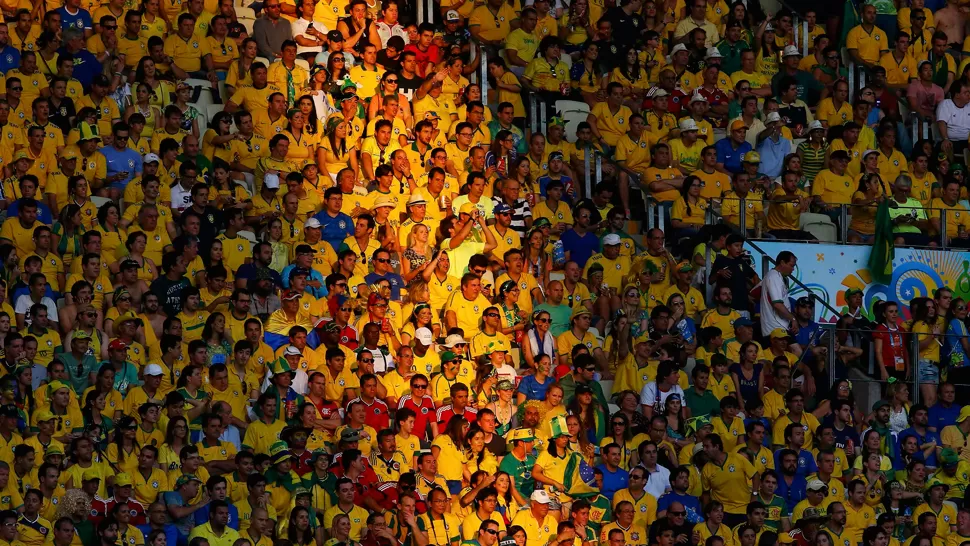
xmin=377 ymin=51 xmax=402 ymax=74
xmin=49 ymin=97 xmax=76 ymax=135
xmin=603 ymin=7 xmax=644 ymax=48
xmin=150 ymin=275 xmax=192 ymax=316
xmin=398 ymin=74 xmax=423 ymax=101
xmin=710 ymin=254 xmax=757 ymax=312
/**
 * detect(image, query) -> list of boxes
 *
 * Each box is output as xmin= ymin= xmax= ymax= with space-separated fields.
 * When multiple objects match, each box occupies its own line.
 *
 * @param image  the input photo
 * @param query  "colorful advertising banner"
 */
xmin=744 ymin=241 xmax=970 ymax=323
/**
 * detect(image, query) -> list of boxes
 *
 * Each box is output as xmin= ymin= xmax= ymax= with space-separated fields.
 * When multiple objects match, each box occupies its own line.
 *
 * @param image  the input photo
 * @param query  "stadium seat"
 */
xmin=240 ymin=17 xmax=255 ymax=36
xmin=601 ymin=379 xmax=614 ymax=400
xmin=91 ymin=196 xmax=112 ymax=209
xmin=555 ymin=100 xmax=590 ymax=143
xmin=255 ymin=56 xmax=271 ymax=68
xmin=800 ymin=212 xmax=838 ymax=242
xmin=206 ymin=104 xmax=226 ymax=127
xmin=295 ymin=58 xmax=310 ymax=71
xmin=236 ymin=6 xmax=255 ymax=18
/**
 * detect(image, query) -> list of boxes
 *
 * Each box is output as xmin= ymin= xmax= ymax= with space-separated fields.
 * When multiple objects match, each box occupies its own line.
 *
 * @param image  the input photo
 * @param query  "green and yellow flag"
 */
xmin=867 ymin=199 xmax=894 ymax=284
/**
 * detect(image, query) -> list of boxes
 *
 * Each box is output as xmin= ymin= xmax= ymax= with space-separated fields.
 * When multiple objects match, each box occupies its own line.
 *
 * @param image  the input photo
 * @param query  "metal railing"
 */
xmin=641 ymin=193 xmax=969 ymax=249
xmin=529 ymin=94 xmax=548 ymax=137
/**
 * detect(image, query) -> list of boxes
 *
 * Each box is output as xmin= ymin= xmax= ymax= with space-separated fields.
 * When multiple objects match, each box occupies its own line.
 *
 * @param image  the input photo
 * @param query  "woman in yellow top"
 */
xmin=367 ymin=73 xmax=413 ymax=128
xmin=158 ymin=417 xmax=190 ymax=472
xmin=134 ymin=58 xmax=175 ymax=109
xmin=139 ymin=0 xmax=169 ymax=41
xmin=68 ymin=177 xmax=99 ymax=230
xmin=559 ymin=0 xmax=594 ymax=50
xmin=848 ymin=173 xmax=884 ymax=243
xmin=430 ymin=416 xmax=469 ymax=493
xmin=124 ymin=83 xmax=163 ymax=138
xmin=114 ymin=232 xmax=158 ymax=283
xmin=201 ymin=112 xmax=239 ymax=167
xmin=440 ymin=57 xmax=470 ymax=105
xmin=570 ymin=42 xmax=606 ymax=105
xmin=52 ymin=205 xmax=86 ymax=272
xmin=610 ymin=47 xmax=651 ymax=108
xmin=105 ymin=416 xmax=141 ymax=475
xmin=317 ymin=118 xmax=359 ymax=183
xmin=755 ymin=21 xmax=780 ymax=79
xmin=456 ymin=84 xmax=493 ymax=126
xmin=670 ymin=175 xmax=708 ymax=239
xmin=95 ymin=201 xmax=126 ymax=263
xmin=851 ymin=429 xmax=895 ymax=475
xmin=539 ymin=384 xmax=568 ymax=438
xmin=599 ymin=412 xmax=638 ymax=470
xmin=494 ymin=472 xmax=526 ymax=523
xmin=532 ymin=426 xmax=574 ymax=500
xmin=104 ymin=286 xmax=135 ymax=338
xmin=910 ymin=297 xmax=941 ymax=398
xmin=463 ymin=425 xmax=499 ymax=479
xmin=226 ymin=38 xmax=258 ymax=96
xmin=283 ymin=109 xmax=317 ymax=170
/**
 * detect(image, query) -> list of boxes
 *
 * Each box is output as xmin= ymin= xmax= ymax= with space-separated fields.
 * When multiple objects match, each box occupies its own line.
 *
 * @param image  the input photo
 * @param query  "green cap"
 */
xmin=174 ymin=474 xmax=202 ymax=488
xmin=440 ymin=350 xmax=459 ymax=363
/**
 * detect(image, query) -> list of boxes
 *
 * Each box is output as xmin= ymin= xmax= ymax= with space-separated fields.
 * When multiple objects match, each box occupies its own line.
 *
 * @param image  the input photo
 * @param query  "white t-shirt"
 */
xmin=14 ymin=295 xmax=58 ymax=327
xmin=291 ymin=17 xmax=327 ymax=55
xmin=937 ymin=98 xmax=970 ymax=141
xmin=639 ymin=382 xmax=685 ymax=413
xmin=375 ymin=21 xmax=408 ymax=49
xmin=760 ymin=268 xmax=791 ymax=336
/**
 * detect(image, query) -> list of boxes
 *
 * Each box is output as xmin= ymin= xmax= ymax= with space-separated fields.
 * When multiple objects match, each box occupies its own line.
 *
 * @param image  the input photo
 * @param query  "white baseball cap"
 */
xmin=863 ymin=149 xmax=880 ymax=159
xmin=284 ymin=345 xmax=302 ymax=356
xmin=144 ymin=364 xmax=164 ymax=376
xmin=783 ymin=45 xmax=801 ymax=57
xmin=531 ymin=490 xmax=552 ymax=504
xmin=414 ymin=327 xmax=434 ymax=345
xmin=808 ymin=120 xmax=824 ymax=132
xmin=304 ymin=218 xmax=322 ymax=229
xmin=647 ymin=87 xmax=669 ymax=98
xmin=704 ymin=47 xmax=723 ymax=60
xmin=765 ymin=112 xmax=781 ymax=123
xmin=264 ymin=173 xmax=280 ymax=189
xmin=603 ymin=234 xmax=622 ymax=246
xmin=443 ymin=334 xmax=469 ymax=347
xmin=689 ymin=91 xmax=708 ymax=104
xmin=679 ymin=118 xmax=699 ymax=132
xmin=143 ymin=153 xmax=160 ymax=164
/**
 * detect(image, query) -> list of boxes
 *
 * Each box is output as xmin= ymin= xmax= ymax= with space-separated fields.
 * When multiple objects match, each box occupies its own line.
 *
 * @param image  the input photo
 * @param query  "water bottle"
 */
xmin=552 ymin=239 xmax=565 ymax=268
xmin=676 ymin=318 xmax=694 ymax=345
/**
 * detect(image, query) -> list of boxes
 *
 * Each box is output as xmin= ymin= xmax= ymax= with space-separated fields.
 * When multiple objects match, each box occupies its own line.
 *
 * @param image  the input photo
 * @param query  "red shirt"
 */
xmin=436 ymin=404 xmax=478 ymax=429
xmin=370 ymin=481 xmax=428 ymax=513
xmin=91 ymin=497 xmax=147 ymax=526
xmin=397 ymin=394 xmax=436 ymax=439
xmin=873 ymin=323 xmax=908 ymax=372
xmin=347 ymin=397 xmax=390 ymax=430
xmin=403 ymin=44 xmax=441 ymax=77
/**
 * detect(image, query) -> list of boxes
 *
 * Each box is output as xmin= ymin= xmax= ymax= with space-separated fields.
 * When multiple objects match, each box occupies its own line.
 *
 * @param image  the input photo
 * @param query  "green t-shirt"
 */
xmin=684 ymin=388 xmax=720 ymax=418
xmin=756 ymin=493 xmax=788 ymax=530
xmin=497 ymin=451 xmax=537 ymax=498
xmin=534 ymin=302 xmax=573 ymax=337
xmin=888 ymin=197 xmax=927 ymax=234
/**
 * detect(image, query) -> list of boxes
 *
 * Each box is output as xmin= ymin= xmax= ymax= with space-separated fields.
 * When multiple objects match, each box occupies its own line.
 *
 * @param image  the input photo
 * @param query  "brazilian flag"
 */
xmin=867 ymin=200 xmax=894 ymax=284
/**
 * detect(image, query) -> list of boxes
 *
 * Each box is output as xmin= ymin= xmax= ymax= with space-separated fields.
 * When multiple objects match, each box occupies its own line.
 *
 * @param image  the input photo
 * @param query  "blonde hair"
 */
xmin=406 ymin=222 xmax=430 ymax=249
xmin=56 ymin=489 xmax=92 ymax=520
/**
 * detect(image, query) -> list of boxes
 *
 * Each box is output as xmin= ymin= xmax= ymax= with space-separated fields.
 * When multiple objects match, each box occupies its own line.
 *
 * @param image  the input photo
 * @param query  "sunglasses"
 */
xmin=375 ymin=258 xmax=390 ymax=263
xmin=484 ymin=312 xmax=500 ymax=318
xmin=339 ymin=307 xmax=352 ymax=312
xmin=534 ymin=317 xmax=550 ymax=323
xmin=360 ymin=358 xmax=374 ymax=363
xmin=413 ymin=384 xmax=428 ymax=389
xmin=484 ymin=530 xmax=499 ymax=536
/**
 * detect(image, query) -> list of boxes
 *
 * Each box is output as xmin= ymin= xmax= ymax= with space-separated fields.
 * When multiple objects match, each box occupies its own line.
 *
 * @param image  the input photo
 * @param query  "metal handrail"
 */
xmin=745 ymin=238 xmax=844 ymax=318
xmin=479 ymin=42 xmax=488 ymax=106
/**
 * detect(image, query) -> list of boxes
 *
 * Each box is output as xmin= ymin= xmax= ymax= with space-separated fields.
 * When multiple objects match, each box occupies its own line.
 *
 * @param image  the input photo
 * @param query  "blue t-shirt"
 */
xmin=594 ymin=464 xmax=629 ymax=499
xmin=365 ymin=272 xmax=405 ymax=300
xmin=773 ymin=448 xmax=817 ymax=478
xmin=281 ymin=265 xmax=328 ymax=298
xmin=516 ymin=373 xmax=555 ymax=401
xmin=0 ymin=46 xmax=20 ymax=74
xmin=57 ymin=7 xmax=93 ymax=30
xmin=193 ymin=501 xmax=240 ymax=529
xmin=99 ymin=146 xmax=143 ymax=188
xmin=559 ymin=229 xmax=600 ymax=269
xmin=657 ymin=492 xmax=704 ymax=524
xmin=897 ymin=427 xmax=941 ymax=468
xmin=929 ymin=402 xmax=961 ymax=432
xmin=313 ymin=210 xmax=354 ymax=250
xmin=236 ymin=263 xmax=283 ymax=288
xmin=774 ymin=475 xmax=806 ymax=516
xmin=58 ymin=47 xmax=99 ymax=89
xmin=137 ymin=524 xmax=178 ymax=546
xmin=6 ymin=200 xmax=53 ymax=225
xmin=162 ymin=491 xmax=197 ymax=537
xmin=714 ymin=138 xmax=752 ymax=174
